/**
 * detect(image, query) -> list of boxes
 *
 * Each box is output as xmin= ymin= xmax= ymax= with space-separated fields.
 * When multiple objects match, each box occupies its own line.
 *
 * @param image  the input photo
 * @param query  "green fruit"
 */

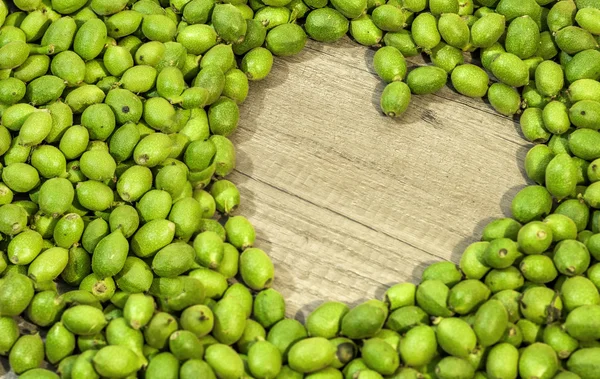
xmin=143 ymin=97 xmax=179 ymax=133
xmin=384 ymin=283 xmax=416 ymax=310
xmin=225 ymin=215 xmax=255 ymax=249
xmin=547 ymin=0 xmax=576 ymax=32
xmin=0 ymin=273 xmax=34 ymax=316
xmin=19 ymin=110 xmax=52 ymax=146
xmin=80 ymin=150 xmax=116 ymax=182
xmin=2 ymin=163 xmax=39 ymax=193
xmin=213 ymin=4 xmax=247 ymax=43
xmin=115 ymin=256 xmax=154 ymax=293
xmin=26 ymin=75 xmax=66 ymax=106
xmin=448 ymin=279 xmax=491 ymax=314
xmin=53 ymin=213 xmax=85 ymax=249
xmin=565 ymin=304 xmax=600 ymax=341
xmin=372 ymin=5 xmax=407 ymax=32
xmin=567 ymin=348 xmax=600 ymax=379
xmin=253 ymin=288 xmax=285 ymax=328
xmin=105 ymin=88 xmax=143 ymax=124
xmin=0 ymin=204 xmax=28 ymax=236
xmin=399 ymin=325 xmax=438 ymax=366
xmin=566 ymin=50 xmax=600 ymax=83
xmin=341 ymin=300 xmax=388 ymax=339
xmin=437 ymin=317 xmax=477 ymax=357
xmin=406 ymin=66 xmax=447 ymax=95
xmin=194 ymin=231 xmax=224 ymax=269
xmin=521 ymin=286 xmax=563 ymax=324
xmin=74 ymin=19 xmax=107 ymax=61
xmin=430 ymin=42 xmax=464 ymax=73
xmin=117 ymin=165 xmax=153 ymax=201
xmin=511 ymin=185 xmax=553 ymax=223
xmin=436 ymin=357 xmax=475 ymax=379
xmin=487 ymin=343 xmax=519 ymax=379
xmin=411 ymin=13 xmax=441 ymax=51
xmin=92 ymin=230 xmax=129 ymax=278
xmin=45 ymin=322 xmax=76 ymax=364
xmin=421 ymin=262 xmax=462 ymax=287
xmin=152 ymin=242 xmax=195 ymax=277
xmin=103 ymin=45 xmax=134 ymax=77
xmin=234 ymin=49 xmax=266 ymax=86
xmin=144 ymin=352 xmax=179 ymax=379
xmin=0 ymin=316 xmax=19 ymax=354
xmin=234 ymin=20 xmax=267 ymax=55
xmin=62 ymin=304 xmax=108 ymax=336
xmin=106 ymin=10 xmax=143 ymax=38
xmin=183 ymin=0 xmax=216 ymax=24
xmin=438 ymin=13 xmax=470 ymax=49
xmin=61 ymin=247 xmax=91 ymax=287
xmin=471 ymin=13 xmax=505 ymax=48
xmin=205 ymin=344 xmax=245 ymax=379
xmin=255 ymin=6 xmax=292 ymax=31
xmin=93 ymin=345 xmax=143 ymax=378
xmin=571 ymin=100 xmax=600 ymax=130
xmin=383 ymin=30 xmax=419 ymax=57
xmin=0 ymin=41 xmax=29 ymax=70
xmin=374 ymin=46 xmax=407 ymax=83
xmin=556 ymin=26 xmax=598 ymax=55
xmin=543 ymin=101 xmax=570 ymax=135
xmin=266 ymin=23 xmax=307 ymax=56
xmin=488 ymin=82 xmax=521 ymax=116
xmin=535 ymin=61 xmax=564 ymax=98
xmin=546 ymin=153 xmax=578 ymax=200
xmin=181 ymin=304 xmax=214 ymax=338
xmin=474 ymin=299 xmax=509 ymax=346
xmin=491 ymin=53 xmax=529 ymax=87
xmin=142 ymin=14 xmax=177 ymax=42
xmin=208 ymin=97 xmax=239 ymax=137
xmin=519 ymin=343 xmax=559 ymax=379
xmin=137 ymin=190 xmax=172 ymax=223
xmin=119 ymin=65 xmax=157 ymax=93
xmin=553 ymin=239 xmax=591 ymax=276
xmin=305 ymin=8 xmax=349 ymax=42
xmin=505 ymin=15 xmax=540 ymax=59
xmin=65 ymin=84 xmax=106 ymax=114
xmin=267 ymin=318 xmax=307 ymax=362
xmin=0 ymin=78 xmax=26 ymax=105
xmin=181 ymin=359 xmax=218 ymax=379
xmin=131 ymin=219 xmax=176 ymax=258
xmin=9 ymin=333 xmax=44 ymax=374
xmin=288 ymin=337 xmax=336 ymax=373
xmin=12 ymin=55 xmax=50 ymax=83
xmin=76 ymin=180 xmax=114 ymax=212
xmin=451 ymin=64 xmax=489 ymax=98
xmin=416 ymin=279 xmax=453 ymax=317
xmin=240 ymin=248 xmax=275 ymax=290
xmin=8 ymin=229 xmax=43 ymax=265
xmin=28 ymin=246 xmax=69 ymax=282
xmin=31 ymin=145 xmax=67 ymax=178
xmin=248 ymin=340 xmax=283 ymax=378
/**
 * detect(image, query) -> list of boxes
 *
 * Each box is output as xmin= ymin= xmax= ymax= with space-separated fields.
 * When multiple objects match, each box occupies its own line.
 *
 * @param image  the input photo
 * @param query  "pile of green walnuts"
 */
xmin=0 ymin=0 xmax=600 ymax=378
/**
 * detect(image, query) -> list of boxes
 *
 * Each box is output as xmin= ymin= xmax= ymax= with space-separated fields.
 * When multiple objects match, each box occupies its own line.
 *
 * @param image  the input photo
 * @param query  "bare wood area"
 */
xmin=230 ymin=36 xmax=531 ymax=320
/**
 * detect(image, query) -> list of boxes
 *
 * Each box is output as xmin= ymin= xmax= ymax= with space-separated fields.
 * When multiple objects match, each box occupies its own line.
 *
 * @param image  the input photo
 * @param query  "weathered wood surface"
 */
xmin=230 ymin=36 xmax=530 ymax=320
xmin=0 ymin=34 xmax=531 ymax=379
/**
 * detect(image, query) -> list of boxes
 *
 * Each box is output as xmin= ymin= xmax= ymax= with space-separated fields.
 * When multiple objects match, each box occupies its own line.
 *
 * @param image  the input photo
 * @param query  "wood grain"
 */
xmin=0 ymin=10 xmax=538 ymax=376
xmin=231 ymin=36 xmax=531 ymax=320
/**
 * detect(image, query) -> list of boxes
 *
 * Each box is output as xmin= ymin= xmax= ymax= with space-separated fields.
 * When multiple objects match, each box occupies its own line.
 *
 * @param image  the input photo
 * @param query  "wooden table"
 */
xmin=230 ymin=36 xmax=531 ymax=320
xmin=0 ymin=34 xmax=531 ymax=379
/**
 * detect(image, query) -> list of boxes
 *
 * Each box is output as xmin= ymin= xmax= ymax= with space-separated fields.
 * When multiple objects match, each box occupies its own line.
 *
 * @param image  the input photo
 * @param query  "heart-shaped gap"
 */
xmin=232 ymin=37 xmax=530 ymax=316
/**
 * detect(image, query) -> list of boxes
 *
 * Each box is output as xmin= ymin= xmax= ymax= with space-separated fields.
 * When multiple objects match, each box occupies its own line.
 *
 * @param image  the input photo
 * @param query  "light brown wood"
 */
xmin=0 ymin=31 xmax=532 ymax=379
xmin=231 ymin=36 xmax=531 ymax=320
